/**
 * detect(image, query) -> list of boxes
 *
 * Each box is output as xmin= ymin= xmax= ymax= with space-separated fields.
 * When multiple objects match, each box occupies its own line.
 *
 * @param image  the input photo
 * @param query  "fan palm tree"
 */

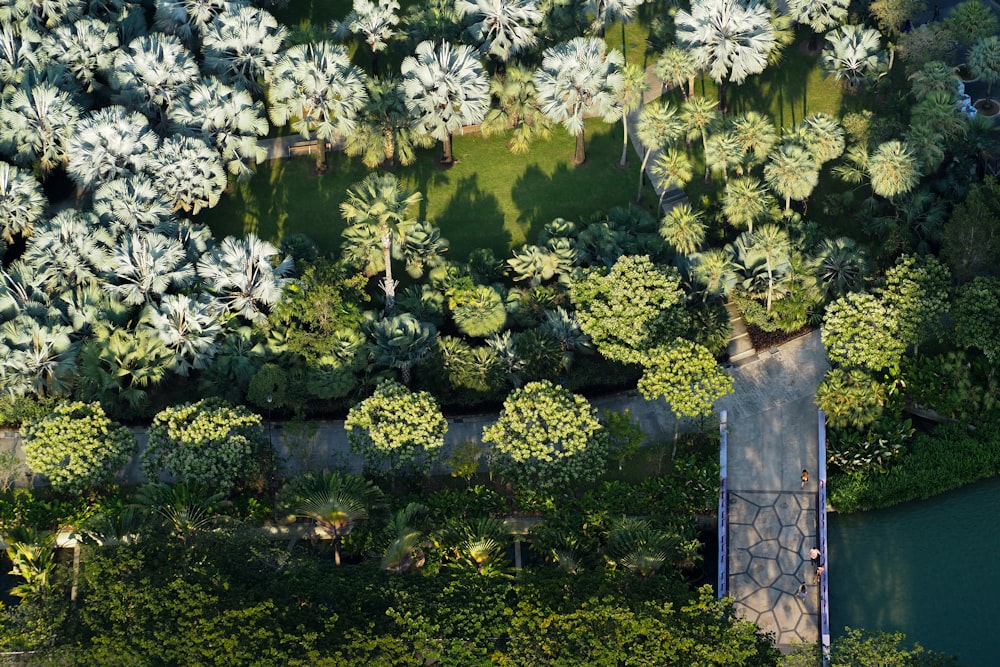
xmin=367 ymin=312 xmax=438 ymax=383
xmin=344 ymin=76 xmax=435 ymax=168
xmin=106 ymin=232 xmax=195 ymax=306
xmin=659 ymin=203 xmax=706 ymax=255
xmin=0 ymin=79 xmax=81 ymax=174
xmin=787 ymin=0 xmax=849 ymax=50
xmin=153 ymin=0 xmax=233 ymax=48
xmin=81 ymin=506 xmax=146 ymax=547
xmin=0 ymin=25 xmax=42 ymax=89
xmin=750 ymin=223 xmax=792 ymax=312
xmin=815 ymin=236 xmax=870 ymax=297
xmin=610 ymin=62 xmax=648 ymax=167
xmin=680 ymin=95 xmax=719 ymax=178
xmin=457 ymin=0 xmax=541 ymax=67
xmin=821 ymin=24 xmax=887 ymax=90
xmin=381 ymin=502 xmax=430 ymax=573
xmin=675 ymin=0 xmax=776 ymax=112
xmin=66 ymin=105 xmax=159 ymax=193
xmin=196 ymin=234 xmax=292 ymax=324
xmin=654 ymin=45 xmax=697 ymax=98
xmin=78 ymin=323 xmax=173 ymax=414
xmin=867 ymin=140 xmax=919 ymax=201
xmin=148 ymin=134 xmax=228 ymax=214
xmin=722 ymin=176 xmax=774 ymax=233
xmin=22 ymin=209 xmax=114 ymax=292
xmin=650 ymin=147 xmax=693 ymax=207
xmin=340 ymin=172 xmax=422 ymax=312
xmin=92 ymin=176 xmax=175 ymax=235
xmin=400 ymin=40 xmax=490 ymax=164
xmin=908 ymin=60 xmax=960 ymax=100
xmin=690 ymin=247 xmax=736 ymax=300
xmin=111 ymin=33 xmax=200 ymax=131
xmin=763 ymin=142 xmax=819 ymax=211
xmin=799 ymin=112 xmax=845 ymax=165
xmin=8 ymin=0 xmax=83 ymax=33
xmin=705 ymin=129 xmax=743 ymax=182
xmin=586 ymin=0 xmax=645 ymax=51
xmin=134 ymin=482 xmax=232 ymax=544
xmin=5 ymin=531 xmax=57 ymax=600
xmin=968 ymin=36 xmax=1000 ymax=101
xmin=0 ymin=315 xmax=77 ymax=398
xmin=268 ymin=41 xmax=368 ymax=172
xmin=443 ymin=517 xmax=507 ymax=574
xmin=0 ymin=261 xmax=55 ymax=322
xmin=139 ymin=294 xmax=222 ymax=376
xmin=0 ymin=161 xmax=46 ymax=243
xmin=40 ymin=18 xmax=117 ymax=94
xmin=168 ymin=77 xmax=269 ymax=182
xmin=634 ymin=100 xmax=684 ymax=202
xmin=340 ymin=0 xmax=400 ymax=73
xmin=730 ymin=110 xmax=778 ymax=172
xmin=533 ymin=36 xmax=625 ymax=165
xmin=607 ymin=518 xmax=679 ymax=579
xmin=479 ymin=64 xmax=553 ymax=154
xmin=281 ymin=471 xmax=384 ymax=566
xmin=202 ymin=6 xmax=286 ymax=93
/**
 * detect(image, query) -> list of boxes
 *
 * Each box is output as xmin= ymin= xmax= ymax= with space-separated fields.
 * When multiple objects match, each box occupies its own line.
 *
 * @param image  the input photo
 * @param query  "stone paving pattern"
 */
xmin=717 ymin=330 xmax=830 ymax=652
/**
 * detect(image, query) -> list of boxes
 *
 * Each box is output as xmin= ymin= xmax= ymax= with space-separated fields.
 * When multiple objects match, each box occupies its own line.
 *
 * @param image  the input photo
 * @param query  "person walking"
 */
xmin=800 ymin=469 xmax=809 ymax=489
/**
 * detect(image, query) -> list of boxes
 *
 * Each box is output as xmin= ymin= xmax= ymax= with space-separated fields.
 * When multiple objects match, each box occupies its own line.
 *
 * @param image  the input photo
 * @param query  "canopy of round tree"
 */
xmin=637 ymin=338 xmax=734 ymax=418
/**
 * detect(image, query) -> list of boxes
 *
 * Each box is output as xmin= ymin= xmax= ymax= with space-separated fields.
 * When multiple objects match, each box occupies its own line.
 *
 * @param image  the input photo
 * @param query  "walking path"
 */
xmin=717 ymin=330 xmax=830 ymax=651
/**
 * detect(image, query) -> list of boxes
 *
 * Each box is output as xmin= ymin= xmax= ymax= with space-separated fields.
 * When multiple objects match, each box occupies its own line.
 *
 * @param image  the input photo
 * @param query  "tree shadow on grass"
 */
xmin=433 ymin=174 xmax=509 ymax=261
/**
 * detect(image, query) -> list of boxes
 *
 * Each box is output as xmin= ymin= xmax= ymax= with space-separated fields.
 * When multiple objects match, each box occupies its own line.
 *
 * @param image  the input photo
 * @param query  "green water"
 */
xmin=828 ymin=477 xmax=1000 ymax=667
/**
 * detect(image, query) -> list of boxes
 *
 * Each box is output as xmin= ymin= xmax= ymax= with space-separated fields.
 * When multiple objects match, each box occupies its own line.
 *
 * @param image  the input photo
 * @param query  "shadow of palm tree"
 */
xmin=434 ymin=174 xmax=509 ymax=259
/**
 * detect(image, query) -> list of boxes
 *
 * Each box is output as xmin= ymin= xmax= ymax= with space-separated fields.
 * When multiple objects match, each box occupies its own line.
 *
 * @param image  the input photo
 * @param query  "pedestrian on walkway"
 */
xmin=800 ymin=469 xmax=809 ymax=488
xmin=796 ymin=582 xmax=808 ymax=599
xmin=809 ymin=547 xmax=825 ymax=583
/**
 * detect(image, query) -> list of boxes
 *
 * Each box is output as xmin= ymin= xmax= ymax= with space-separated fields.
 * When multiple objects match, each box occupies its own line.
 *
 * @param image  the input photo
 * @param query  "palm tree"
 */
xmin=607 ymin=518 xmax=679 ymax=579
xmin=66 ymin=106 xmax=159 ymax=193
xmin=533 ymin=36 xmax=625 ymax=165
xmin=867 ymin=140 xmax=919 ymax=201
xmin=443 ymin=517 xmax=507 ymax=574
xmin=344 ymin=76 xmax=435 ymax=168
xmin=0 ymin=162 xmax=46 ymax=243
xmin=111 ymin=33 xmax=200 ymax=131
xmin=340 ymin=0 xmax=401 ymax=73
xmin=153 ymin=0 xmax=230 ymax=47
xmin=201 ymin=6 xmax=286 ymax=94
xmin=730 ymin=112 xmax=779 ymax=171
xmin=787 ymin=0 xmax=849 ymax=50
xmin=612 ymin=62 xmax=648 ymax=167
xmin=799 ymin=112 xmax=845 ymax=165
xmin=704 ymin=129 xmax=742 ymax=182
xmin=106 ymin=232 xmax=195 ymax=306
xmin=650 ymin=147 xmax=693 ymax=207
xmin=92 ymin=176 xmax=175 ymax=235
xmin=479 ymin=64 xmax=553 ymax=154
xmin=22 ymin=209 xmax=114 ymax=292
xmin=148 ymin=134 xmax=228 ymax=215
xmin=763 ymin=142 xmax=819 ymax=211
xmin=690 ymin=247 xmax=736 ymax=300
xmin=634 ymin=100 xmax=684 ymax=202
xmin=0 ymin=80 xmax=81 ymax=174
xmin=168 ymin=77 xmax=269 ymax=182
xmin=140 ymin=294 xmax=222 ymax=375
xmin=5 ymin=531 xmax=56 ymax=600
xmin=675 ymin=0 xmax=776 ymax=112
xmin=196 ymin=234 xmax=293 ymax=324
xmin=134 ymin=482 xmax=231 ymax=544
xmin=399 ymin=219 xmax=450 ymax=278
xmin=815 ymin=236 xmax=870 ymax=297
xmin=400 ymin=40 xmax=490 ymax=164
xmin=381 ymin=502 xmax=430 ymax=573
xmin=821 ymin=25 xmax=887 ymax=91
xmin=969 ymin=36 xmax=1000 ymax=102
xmin=722 ymin=176 xmax=774 ymax=233
xmin=9 ymin=0 xmax=82 ymax=33
xmin=908 ymin=60 xmax=960 ymax=101
xmin=78 ymin=324 xmax=173 ymax=414
xmin=586 ymin=0 xmax=645 ymax=51
xmin=659 ymin=203 xmax=706 ymax=255
xmin=40 ymin=18 xmax=118 ymax=94
xmin=654 ymin=45 xmax=697 ymax=98
xmin=680 ymin=95 xmax=719 ymax=179
xmin=267 ymin=41 xmax=369 ymax=172
xmin=0 ymin=315 xmax=77 ymax=398
xmin=367 ymin=312 xmax=438 ymax=383
xmin=281 ymin=471 xmax=384 ymax=566
xmin=457 ymin=0 xmax=541 ymax=67
xmin=340 ymin=172 xmax=422 ymax=312
xmin=0 ymin=26 xmax=42 ymax=90
xmin=750 ymin=223 xmax=792 ymax=312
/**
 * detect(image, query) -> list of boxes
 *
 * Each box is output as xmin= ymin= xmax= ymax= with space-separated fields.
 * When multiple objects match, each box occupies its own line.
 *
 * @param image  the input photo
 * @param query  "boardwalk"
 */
xmin=717 ymin=331 xmax=830 ymax=651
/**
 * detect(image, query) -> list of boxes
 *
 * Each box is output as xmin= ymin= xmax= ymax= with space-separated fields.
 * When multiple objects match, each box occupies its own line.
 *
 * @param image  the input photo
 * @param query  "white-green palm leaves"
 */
xmin=0 ymin=162 xmax=46 ymax=243
xmin=169 ymin=78 xmax=268 ymax=181
xmin=343 ymin=0 xmax=401 ymax=57
xmin=381 ymin=503 xmax=429 ymax=573
xmin=654 ymin=45 xmax=698 ymax=98
xmin=111 ymin=33 xmax=200 ymax=129
xmin=764 ymin=142 xmax=818 ymax=211
xmin=968 ymin=36 xmax=1000 ymax=97
xmin=660 ymin=203 xmax=706 ymax=255
xmin=66 ymin=105 xmax=159 ymax=192
xmin=787 ymin=0 xmax=848 ymax=34
xmin=153 ymin=0 xmax=238 ymax=46
xmin=40 ymin=19 xmax=118 ymax=94
xmin=533 ymin=37 xmax=624 ymax=164
xmin=367 ymin=312 xmax=438 ymax=383
xmin=0 ymin=26 xmax=42 ymax=89
xmin=148 ymin=134 xmax=227 ymax=214
xmin=821 ymin=24 xmax=886 ymax=89
xmin=196 ymin=234 xmax=293 ymax=323
xmin=634 ymin=100 xmax=684 ymax=201
xmin=798 ymin=112 xmax=845 ymax=165
xmin=268 ymin=41 xmax=368 ymax=168
xmin=675 ymin=0 xmax=776 ymax=85
xmin=401 ymin=40 xmax=490 ymax=162
xmin=0 ymin=81 xmax=80 ymax=173
xmin=867 ymin=140 xmax=919 ymax=200
xmin=730 ymin=111 xmax=778 ymax=170
xmin=92 ymin=177 xmax=175 ymax=235
xmin=23 ymin=209 xmax=114 ymax=292
xmin=106 ymin=232 xmax=195 ymax=306
xmin=202 ymin=5 xmax=286 ymax=93
xmin=140 ymin=294 xmax=222 ymax=375
xmin=457 ymin=0 xmax=541 ymax=61
xmin=0 ymin=315 xmax=76 ymax=398
xmin=722 ymin=176 xmax=774 ymax=232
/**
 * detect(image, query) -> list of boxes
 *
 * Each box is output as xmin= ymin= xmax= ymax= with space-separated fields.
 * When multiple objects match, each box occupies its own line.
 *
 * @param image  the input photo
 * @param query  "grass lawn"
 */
xmin=197 ymin=119 xmax=654 ymax=261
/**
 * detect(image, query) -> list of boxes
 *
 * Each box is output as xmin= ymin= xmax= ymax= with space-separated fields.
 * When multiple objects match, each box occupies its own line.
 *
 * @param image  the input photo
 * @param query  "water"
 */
xmin=828 ymin=477 xmax=1000 ymax=667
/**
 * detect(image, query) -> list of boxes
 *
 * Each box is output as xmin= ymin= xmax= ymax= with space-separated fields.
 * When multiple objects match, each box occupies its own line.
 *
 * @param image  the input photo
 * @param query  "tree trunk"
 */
xmin=315 ymin=141 xmax=327 ymax=173
xmin=381 ymin=227 xmax=397 ymax=313
xmin=441 ymin=133 xmax=454 ymax=164
xmin=334 ymin=536 xmax=342 ymax=566
xmin=686 ymin=76 xmax=694 ymax=100
xmin=785 ymin=194 xmax=791 ymax=212
xmin=718 ymin=80 xmax=728 ymax=115
xmin=636 ymin=147 xmax=651 ymax=202
xmin=619 ymin=115 xmax=630 ymax=167
xmin=573 ymin=130 xmax=586 ymax=165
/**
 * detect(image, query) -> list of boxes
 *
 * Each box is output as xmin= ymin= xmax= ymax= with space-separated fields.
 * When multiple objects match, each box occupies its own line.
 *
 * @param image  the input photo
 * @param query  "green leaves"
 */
xmin=638 ymin=339 xmax=734 ymax=419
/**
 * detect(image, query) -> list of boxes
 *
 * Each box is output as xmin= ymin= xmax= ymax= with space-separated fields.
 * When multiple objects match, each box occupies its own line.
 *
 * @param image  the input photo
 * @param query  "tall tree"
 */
xmin=148 ymin=134 xmax=227 ymax=214
xmin=611 ymin=62 xmax=648 ymax=167
xmin=764 ymin=142 xmax=818 ymax=211
xmin=787 ymin=0 xmax=849 ymax=49
xmin=65 ymin=106 xmax=159 ymax=193
xmin=659 ymin=203 xmax=706 ymax=255
xmin=730 ymin=110 xmax=778 ymax=172
xmin=533 ymin=36 xmax=624 ymax=165
xmin=400 ymin=40 xmax=490 ymax=164
xmin=634 ymin=100 xmax=684 ymax=202
xmin=201 ymin=5 xmax=286 ymax=94
xmin=0 ymin=161 xmax=46 ymax=243
xmin=675 ymin=0 xmax=776 ymax=112
xmin=110 ymin=33 xmax=200 ymax=131
xmin=821 ymin=24 xmax=887 ymax=90
xmin=340 ymin=0 xmax=401 ymax=73
xmin=0 ymin=80 xmax=80 ymax=175
xmin=267 ymin=41 xmax=368 ymax=173
xmin=457 ymin=0 xmax=541 ymax=66
xmin=196 ymin=234 xmax=293 ymax=324
xmin=106 ymin=232 xmax=195 ymax=306
xmin=722 ymin=176 xmax=774 ymax=233
xmin=969 ymin=36 xmax=1000 ymax=102
xmin=650 ymin=147 xmax=694 ymax=206
xmin=680 ymin=95 xmax=720 ymax=179
xmin=654 ymin=45 xmax=697 ymax=98
xmin=40 ymin=19 xmax=118 ymax=95
xmin=344 ymin=76 xmax=435 ymax=168
xmin=340 ymin=172 xmax=422 ymax=313
xmin=140 ymin=294 xmax=222 ymax=376
xmin=867 ymin=140 xmax=919 ymax=201
xmin=479 ymin=64 xmax=553 ymax=154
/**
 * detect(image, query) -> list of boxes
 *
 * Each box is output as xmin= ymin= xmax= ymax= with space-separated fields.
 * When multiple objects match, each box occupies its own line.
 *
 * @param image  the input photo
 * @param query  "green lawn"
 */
xmin=197 ymin=120 xmax=653 ymax=261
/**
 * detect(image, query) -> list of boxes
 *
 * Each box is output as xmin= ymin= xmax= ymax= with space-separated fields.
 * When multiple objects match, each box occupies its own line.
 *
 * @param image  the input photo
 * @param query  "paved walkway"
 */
xmin=717 ymin=330 xmax=830 ymax=651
